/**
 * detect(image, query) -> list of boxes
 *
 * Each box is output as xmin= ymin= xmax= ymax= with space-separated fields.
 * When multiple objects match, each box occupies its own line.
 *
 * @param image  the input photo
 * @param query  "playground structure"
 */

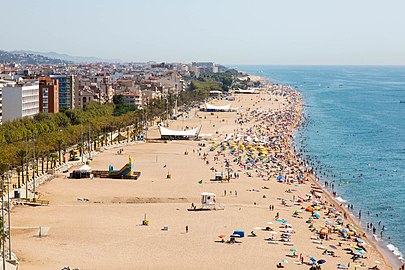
xmin=92 ymin=156 xmax=141 ymax=180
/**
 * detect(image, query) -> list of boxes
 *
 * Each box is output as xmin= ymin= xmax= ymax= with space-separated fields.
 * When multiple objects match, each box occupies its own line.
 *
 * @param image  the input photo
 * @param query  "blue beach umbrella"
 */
xmin=276 ymin=218 xmax=288 ymax=224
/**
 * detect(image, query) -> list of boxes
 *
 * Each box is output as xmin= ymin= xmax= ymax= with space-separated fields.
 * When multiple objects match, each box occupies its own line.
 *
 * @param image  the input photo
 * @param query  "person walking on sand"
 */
xmin=186 ymin=226 xmax=188 ymax=233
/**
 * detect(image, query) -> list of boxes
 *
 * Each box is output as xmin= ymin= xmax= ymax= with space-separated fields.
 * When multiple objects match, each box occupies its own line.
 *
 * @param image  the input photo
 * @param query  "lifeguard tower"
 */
xmin=201 ymin=192 xmax=216 ymax=208
xmin=188 ymin=192 xmax=223 ymax=211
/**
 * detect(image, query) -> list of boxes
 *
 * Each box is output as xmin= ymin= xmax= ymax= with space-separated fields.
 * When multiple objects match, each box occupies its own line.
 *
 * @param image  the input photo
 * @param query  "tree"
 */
xmin=15 ymin=149 xmax=26 ymax=187
xmin=49 ymin=152 xmax=58 ymax=169
xmin=56 ymin=137 xmax=64 ymax=165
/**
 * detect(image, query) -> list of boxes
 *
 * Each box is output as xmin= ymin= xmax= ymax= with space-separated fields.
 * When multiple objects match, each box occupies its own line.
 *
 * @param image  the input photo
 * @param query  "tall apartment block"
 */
xmin=50 ymin=75 xmax=75 ymax=109
xmin=2 ymin=84 xmax=40 ymax=123
xmin=39 ymin=76 xmax=59 ymax=113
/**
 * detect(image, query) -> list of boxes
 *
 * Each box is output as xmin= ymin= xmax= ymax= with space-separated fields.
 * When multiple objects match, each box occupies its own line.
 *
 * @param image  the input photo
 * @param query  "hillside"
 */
xmin=0 ymin=50 xmax=69 ymax=65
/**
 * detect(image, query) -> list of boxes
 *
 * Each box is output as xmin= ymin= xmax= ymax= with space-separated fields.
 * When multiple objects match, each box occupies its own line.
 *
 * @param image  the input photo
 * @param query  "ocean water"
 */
xmin=235 ymin=65 xmax=405 ymax=262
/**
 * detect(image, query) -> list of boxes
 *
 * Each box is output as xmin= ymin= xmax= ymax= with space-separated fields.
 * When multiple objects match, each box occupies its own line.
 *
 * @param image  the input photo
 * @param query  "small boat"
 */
xmin=400 ymin=101 xmax=405 ymax=103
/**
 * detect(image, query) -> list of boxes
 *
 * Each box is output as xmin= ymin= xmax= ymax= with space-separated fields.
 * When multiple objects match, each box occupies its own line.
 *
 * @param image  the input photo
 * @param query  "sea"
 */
xmin=234 ymin=65 xmax=405 ymax=265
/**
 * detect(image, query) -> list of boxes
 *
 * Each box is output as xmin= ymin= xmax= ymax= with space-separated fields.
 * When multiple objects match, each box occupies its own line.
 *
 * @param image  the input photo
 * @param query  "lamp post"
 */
xmin=32 ymin=135 xmax=36 ymax=199
xmin=7 ymin=171 xmax=11 ymax=261
xmin=25 ymin=137 xmax=29 ymax=200
xmin=80 ymin=117 xmax=84 ymax=163
xmin=1 ymin=174 xmax=5 ymax=269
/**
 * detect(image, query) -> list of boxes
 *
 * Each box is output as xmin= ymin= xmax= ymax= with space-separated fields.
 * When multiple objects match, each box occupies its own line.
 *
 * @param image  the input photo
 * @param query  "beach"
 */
xmin=10 ymin=86 xmax=395 ymax=270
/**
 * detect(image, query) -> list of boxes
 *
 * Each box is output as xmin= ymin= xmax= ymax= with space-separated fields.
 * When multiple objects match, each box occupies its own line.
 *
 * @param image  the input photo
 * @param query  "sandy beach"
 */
xmin=10 ymin=87 xmax=394 ymax=270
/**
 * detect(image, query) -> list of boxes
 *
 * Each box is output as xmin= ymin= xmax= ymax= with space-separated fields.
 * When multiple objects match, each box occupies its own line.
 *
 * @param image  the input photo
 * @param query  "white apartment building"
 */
xmin=0 ymin=79 xmax=17 ymax=124
xmin=2 ymin=84 xmax=39 ymax=123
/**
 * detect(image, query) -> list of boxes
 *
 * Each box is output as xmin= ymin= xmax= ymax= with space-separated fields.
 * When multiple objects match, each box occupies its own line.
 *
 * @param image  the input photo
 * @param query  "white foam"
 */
xmin=387 ymin=244 xmax=404 ymax=260
xmin=336 ymin=196 xmax=347 ymax=203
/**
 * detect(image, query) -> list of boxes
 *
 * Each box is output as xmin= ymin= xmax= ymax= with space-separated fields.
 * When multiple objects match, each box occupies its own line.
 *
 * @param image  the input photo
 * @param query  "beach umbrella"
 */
xmin=231 ymin=234 xmax=241 ymax=238
xmin=374 ymin=261 xmax=381 ymax=264
xmin=268 ymin=231 xmax=278 ymax=235
xmin=276 ymin=218 xmax=287 ymax=224
xmin=267 ymin=221 xmax=274 ymax=225
xmin=253 ymin=227 xmax=262 ymax=230
xmin=306 ymin=206 xmax=314 ymax=212
xmin=218 ymin=234 xmax=226 ymax=238
xmin=281 ymin=259 xmax=288 ymax=263
xmin=290 ymin=248 xmax=297 ymax=252
xmin=310 ymin=257 xmax=316 ymax=263
xmin=317 ymin=259 xmax=326 ymax=264
xmin=295 ymin=209 xmax=302 ymax=213
xmin=329 ymin=244 xmax=337 ymax=250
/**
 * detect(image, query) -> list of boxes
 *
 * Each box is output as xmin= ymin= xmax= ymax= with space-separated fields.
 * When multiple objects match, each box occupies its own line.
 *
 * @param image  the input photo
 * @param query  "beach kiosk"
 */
xmin=201 ymin=192 xmax=216 ymax=208
xmin=158 ymin=125 xmax=201 ymax=140
xmin=203 ymin=103 xmax=232 ymax=112
xmin=70 ymin=164 xmax=92 ymax=179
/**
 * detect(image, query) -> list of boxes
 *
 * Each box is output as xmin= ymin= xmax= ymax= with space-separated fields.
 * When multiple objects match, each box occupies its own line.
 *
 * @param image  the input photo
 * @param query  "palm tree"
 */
xmin=46 ymin=151 xmax=50 ymax=171
xmin=56 ymin=138 xmax=64 ymax=165
xmin=16 ymin=167 xmax=22 ymax=188
xmin=49 ymin=153 xmax=58 ymax=169
xmin=16 ymin=149 xmax=26 ymax=186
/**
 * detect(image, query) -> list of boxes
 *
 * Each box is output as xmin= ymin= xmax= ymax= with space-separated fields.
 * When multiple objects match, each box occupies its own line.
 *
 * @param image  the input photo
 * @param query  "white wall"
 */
xmin=2 ymin=85 xmax=39 ymax=123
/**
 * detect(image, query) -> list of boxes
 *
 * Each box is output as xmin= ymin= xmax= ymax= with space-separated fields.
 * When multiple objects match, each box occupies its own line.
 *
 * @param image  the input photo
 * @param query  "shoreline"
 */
xmin=252 ymin=71 xmax=401 ymax=268
xmin=284 ymin=83 xmax=400 ymax=269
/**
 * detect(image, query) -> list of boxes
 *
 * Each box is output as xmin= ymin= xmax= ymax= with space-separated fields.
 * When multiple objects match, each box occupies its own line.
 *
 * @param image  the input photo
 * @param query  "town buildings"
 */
xmin=0 ymin=58 xmax=227 ymax=123
xmin=2 ymin=83 xmax=39 ymax=123
xmin=39 ymin=76 xmax=59 ymax=113
xmin=50 ymin=74 xmax=75 ymax=110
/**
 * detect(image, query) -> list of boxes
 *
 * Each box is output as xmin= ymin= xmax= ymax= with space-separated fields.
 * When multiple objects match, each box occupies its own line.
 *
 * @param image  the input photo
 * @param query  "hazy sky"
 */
xmin=2 ymin=0 xmax=405 ymax=64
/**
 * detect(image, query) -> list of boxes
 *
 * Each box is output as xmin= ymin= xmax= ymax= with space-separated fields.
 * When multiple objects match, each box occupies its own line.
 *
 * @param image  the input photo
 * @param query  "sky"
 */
xmin=2 ymin=0 xmax=405 ymax=65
